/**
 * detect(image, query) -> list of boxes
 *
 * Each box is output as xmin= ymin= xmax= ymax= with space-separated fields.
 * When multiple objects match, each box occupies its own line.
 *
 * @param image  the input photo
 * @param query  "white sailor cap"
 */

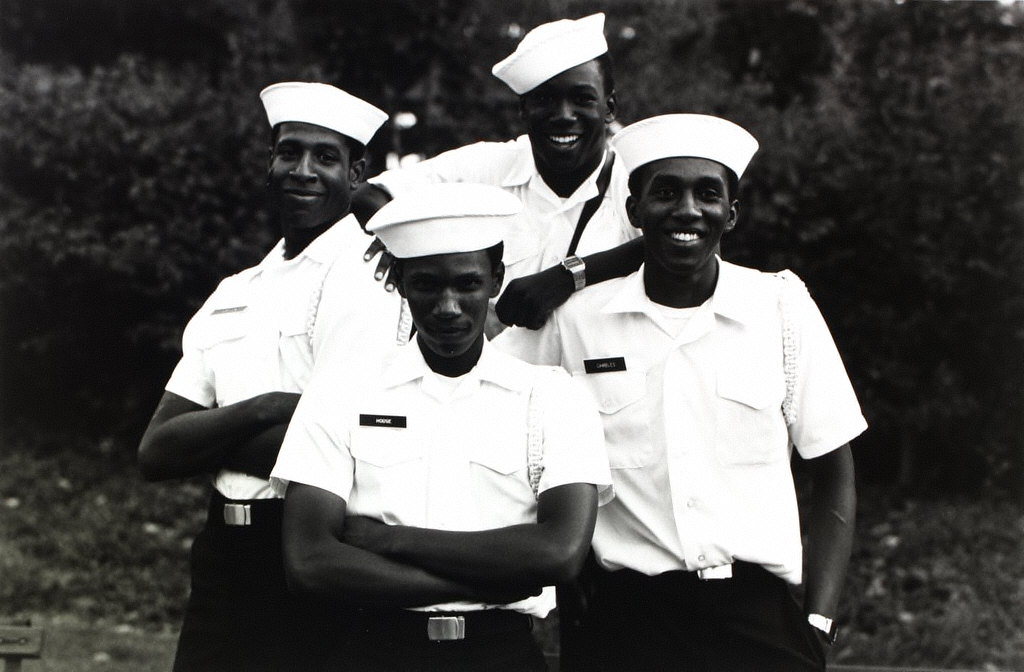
xmin=259 ymin=82 xmax=388 ymax=146
xmin=366 ymin=184 xmax=522 ymax=259
xmin=611 ymin=114 xmax=759 ymax=179
xmin=492 ymin=13 xmax=608 ymax=95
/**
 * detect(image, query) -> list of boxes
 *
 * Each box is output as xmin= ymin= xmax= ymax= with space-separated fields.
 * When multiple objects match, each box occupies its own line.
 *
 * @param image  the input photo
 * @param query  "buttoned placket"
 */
xmin=659 ymin=303 xmax=730 ymax=571
xmin=419 ymin=373 xmax=482 ymax=531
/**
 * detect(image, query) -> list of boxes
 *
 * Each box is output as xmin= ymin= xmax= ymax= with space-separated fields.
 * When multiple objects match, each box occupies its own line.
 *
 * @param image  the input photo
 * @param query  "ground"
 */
xmin=1 ymin=437 xmax=1021 ymax=670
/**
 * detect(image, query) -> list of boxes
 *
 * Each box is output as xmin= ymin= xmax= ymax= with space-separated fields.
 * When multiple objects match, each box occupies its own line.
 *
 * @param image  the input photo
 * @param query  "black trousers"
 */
xmin=328 ymin=608 xmax=549 ymax=672
xmin=574 ymin=562 xmax=826 ymax=672
xmin=172 ymin=493 xmax=348 ymax=672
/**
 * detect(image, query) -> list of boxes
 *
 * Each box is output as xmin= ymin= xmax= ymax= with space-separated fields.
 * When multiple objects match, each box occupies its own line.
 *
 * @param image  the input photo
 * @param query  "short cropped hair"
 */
xmin=392 ymin=241 xmax=505 ymax=289
xmin=269 ymin=124 xmax=366 ymax=162
xmin=627 ymin=162 xmax=739 ymax=202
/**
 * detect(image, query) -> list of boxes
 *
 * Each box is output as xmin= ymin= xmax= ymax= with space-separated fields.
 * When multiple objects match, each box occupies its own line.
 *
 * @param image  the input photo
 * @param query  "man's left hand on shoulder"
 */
xmin=496 ymin=265 xmax=575 ymax=330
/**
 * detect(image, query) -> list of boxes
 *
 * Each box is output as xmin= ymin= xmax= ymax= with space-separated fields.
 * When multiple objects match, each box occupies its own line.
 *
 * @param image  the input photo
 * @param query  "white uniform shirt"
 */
xmin=271 ymin=338 xmax=612 ymax=617
xmin=495 ymin=259 xmax=868 ymax=584
xmin=165 ymin=216 xmax=397 ymax=500
xmin=370 ymin=136 xmax=639 ymax=285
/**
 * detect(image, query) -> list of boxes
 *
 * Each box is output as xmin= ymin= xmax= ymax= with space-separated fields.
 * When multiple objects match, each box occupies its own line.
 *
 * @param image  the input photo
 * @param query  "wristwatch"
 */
xmin=807 ymin=613 xmax=839 ymax=646
xmin=561 ymin=255 xmax=587 ymax=292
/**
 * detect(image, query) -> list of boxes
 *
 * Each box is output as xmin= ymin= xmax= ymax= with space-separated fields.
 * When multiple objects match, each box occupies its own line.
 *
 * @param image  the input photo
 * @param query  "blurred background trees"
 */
xmin=1 ymin=0 xmax=1021 ymax=498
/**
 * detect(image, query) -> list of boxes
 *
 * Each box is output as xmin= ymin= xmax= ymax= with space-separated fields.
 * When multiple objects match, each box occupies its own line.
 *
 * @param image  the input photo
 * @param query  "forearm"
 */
xmin=352 ymin=484 xmax=598 ymax=586
xmin=138 ymin=392 xmax=294 ymax=481
xmin=283 ymin=483 xmax=523 ymax=608
xmin=802 ymin=444 xmax=857 ymax=617
xmin=219 ymin=422 xmax=289 ymax=479
xmin=578 ymin=236 xmax=645 ymax=287
xmin=287 ymin=540 xmax=492 ymax=608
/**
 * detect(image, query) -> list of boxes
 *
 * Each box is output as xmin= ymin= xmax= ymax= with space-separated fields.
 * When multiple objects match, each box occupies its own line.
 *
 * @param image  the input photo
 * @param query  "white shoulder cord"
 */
xmin=776 ymin=270 xmax=800 ymax=427
xmin=526 ymin=371 xmax=546 ymax=499
xmin=305 ymin=259 xmax=336 ymax=355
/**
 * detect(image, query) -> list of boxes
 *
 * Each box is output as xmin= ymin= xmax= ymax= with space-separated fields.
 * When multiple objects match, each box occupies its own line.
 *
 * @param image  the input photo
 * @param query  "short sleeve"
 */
xmin=492 ymin=321 xmax=564 ymax=368
xmin=533 ymin=368 xmax=613 ymax=504
xmin=270 ymin=376 xmax=356 ymax=499
xmin=786 ymin=280 xmax=868 ymax=458
xmin=369 ymin=141 xmax=519 ymax=199
xmin=163 ymin=301 xmax=220 ymax=407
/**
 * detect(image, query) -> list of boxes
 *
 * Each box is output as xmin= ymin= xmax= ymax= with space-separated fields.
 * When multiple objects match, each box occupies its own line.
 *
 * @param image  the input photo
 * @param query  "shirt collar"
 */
xmin=600 ymin=258 xmax=763 ymax=327
xmin=380 ymin=337 xmax=532 ymax=392
xmin=504 ymin=135 xmax=611 ymax=205
xmin=255 ymin=214 xmax=360 ymax=270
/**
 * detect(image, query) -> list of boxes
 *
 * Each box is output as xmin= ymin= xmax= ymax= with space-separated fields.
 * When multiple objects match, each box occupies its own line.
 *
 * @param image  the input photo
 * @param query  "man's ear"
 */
xmin=604 ymin=92 xmax=618 ymax=124
xmin=625 ymin=194 xmax=643 ymax=231
xmin=725 ymin=200 xmax=739 ymax=233
xmin=349 ymin=158 xmax=366 ymax=190
xmin=491 ymin=261 xmax=505 ymax=299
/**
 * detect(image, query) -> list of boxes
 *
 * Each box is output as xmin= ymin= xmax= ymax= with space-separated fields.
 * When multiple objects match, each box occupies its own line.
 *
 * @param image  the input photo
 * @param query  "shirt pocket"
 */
xmin=715 ymin=365 xmax=787 ymax=466
xmin=191 ymin=310 xmax=258 ymax=404
xmin=350 ymin=428 xmax=426 ymax=523
xmin=579 ymin=370 xmax=653 ymax=469
xmin=468 ymin=437 xmax=534 ymax=526
xmin=276 ymin=309 xmax=314 ymax=389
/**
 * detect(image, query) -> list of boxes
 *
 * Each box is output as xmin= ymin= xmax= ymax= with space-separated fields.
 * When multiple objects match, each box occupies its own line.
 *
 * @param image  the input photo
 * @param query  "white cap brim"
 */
xmin=611 ymin=114 xmax=759 ymax=179
xmin=367 ymin=183 xmax=522 ymax=259
xmin=259 ymin=82 xmax=388 ymax=146
xmin=492 ymin=13 xmax=608 ymax=95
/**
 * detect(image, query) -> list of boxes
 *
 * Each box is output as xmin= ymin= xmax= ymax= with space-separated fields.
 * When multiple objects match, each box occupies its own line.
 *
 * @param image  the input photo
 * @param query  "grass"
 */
xmin=1 ymin=435 xmax=1022 ymax=671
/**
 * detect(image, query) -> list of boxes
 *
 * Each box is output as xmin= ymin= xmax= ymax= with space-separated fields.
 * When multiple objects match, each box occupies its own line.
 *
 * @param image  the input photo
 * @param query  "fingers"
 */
xmin=375 ymin=252 xmax=395 ymax=288
xmin=364 ymin=238 xmax=397 ymax=290
xmin=363 ymin=236 xmax=386 ymax=262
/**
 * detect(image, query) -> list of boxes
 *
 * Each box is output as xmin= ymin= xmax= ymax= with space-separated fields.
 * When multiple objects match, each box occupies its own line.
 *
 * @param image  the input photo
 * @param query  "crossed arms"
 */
xmin=137 ymin=390 xmax=300 ymax=481
xmin=281 ymin=480 xmax=598 ymax=608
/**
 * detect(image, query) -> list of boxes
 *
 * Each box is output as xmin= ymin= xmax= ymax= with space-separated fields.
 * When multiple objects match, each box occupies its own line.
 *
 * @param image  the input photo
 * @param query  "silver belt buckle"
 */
xmin=427 ymin=615 xmax=465 ymax=641
xmin=223 ymin=503 xmax=252 ymax=526
xmin=697 ymin=564 xmax=733 ymax=580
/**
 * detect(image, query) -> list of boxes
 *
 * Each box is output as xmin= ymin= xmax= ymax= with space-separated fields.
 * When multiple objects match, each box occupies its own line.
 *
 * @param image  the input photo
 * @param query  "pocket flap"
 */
xmin=582 ymin=370 xmax=647 ymax=414
xmin=350 ymin=429 xmax=423 ymax=467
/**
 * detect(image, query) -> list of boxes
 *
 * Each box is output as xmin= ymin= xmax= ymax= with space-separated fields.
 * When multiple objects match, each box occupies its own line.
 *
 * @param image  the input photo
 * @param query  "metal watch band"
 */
xmin=561 ymin=255 xmax=587 ymax=292
xmin=807 ymin=613 xmax=839 ymax=645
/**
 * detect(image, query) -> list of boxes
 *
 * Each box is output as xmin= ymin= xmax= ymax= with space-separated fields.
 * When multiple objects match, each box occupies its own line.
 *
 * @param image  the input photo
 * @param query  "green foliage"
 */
xmin=838 ymin=489 xmax=1024 ymax=668
xmin=0 ymin=436 xmax=206 ymax=628
xmin=0 ymin=0 xmax=1021 ymax=495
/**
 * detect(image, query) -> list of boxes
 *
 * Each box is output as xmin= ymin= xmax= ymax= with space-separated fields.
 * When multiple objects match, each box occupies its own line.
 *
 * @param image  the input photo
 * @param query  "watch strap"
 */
xmin=807 ymin=613 xmax=838 ymax=646
xmin=561 ymin=255 xmax=587 ymax=292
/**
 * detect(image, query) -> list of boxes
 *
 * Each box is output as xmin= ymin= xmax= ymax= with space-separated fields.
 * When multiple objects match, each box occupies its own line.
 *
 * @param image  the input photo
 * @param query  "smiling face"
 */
xmin=520 ymin=59 xmax=615 ymax=196
xmin=396 ymin=249 xmax=504 ymax=377
xmin=627 ymin=157 xmax=738 ymax=306
xmin=267 ymin=121 xmax=364 ymax=235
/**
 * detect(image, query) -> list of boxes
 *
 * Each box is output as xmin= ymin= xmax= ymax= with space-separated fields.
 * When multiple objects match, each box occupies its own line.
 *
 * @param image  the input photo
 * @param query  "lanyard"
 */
xmin=565 ymin=154 xmax=616 ymax=256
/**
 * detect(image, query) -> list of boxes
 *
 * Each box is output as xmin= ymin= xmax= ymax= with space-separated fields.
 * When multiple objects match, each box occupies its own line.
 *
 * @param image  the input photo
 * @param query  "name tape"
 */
xmin=584 ymin=357 xmax=627 ymax=374
xmin=359 ymin=414 xmax=408 ymax=428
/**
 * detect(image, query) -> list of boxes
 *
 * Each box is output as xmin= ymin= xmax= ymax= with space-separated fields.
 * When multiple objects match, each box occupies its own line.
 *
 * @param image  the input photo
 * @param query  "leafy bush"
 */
xmin=0 ymin=0 xmax=1021 ymax=496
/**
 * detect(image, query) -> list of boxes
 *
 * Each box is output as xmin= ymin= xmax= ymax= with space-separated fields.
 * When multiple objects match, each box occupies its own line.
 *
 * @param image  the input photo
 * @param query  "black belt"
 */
xmin=352 ymin=608 xmax=532 ymax=642
xmin=597 ymin=560 xmax=768 ymax=591
xmin=206 ymin=491 xmax=283 ymax=528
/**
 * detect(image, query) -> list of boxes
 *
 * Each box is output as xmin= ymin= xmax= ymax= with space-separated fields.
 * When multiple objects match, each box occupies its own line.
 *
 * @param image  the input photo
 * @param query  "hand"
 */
xmin=342 ymin=515 xmax=392 ymax=555
xmin=249 ymin=391 xmax=301 ymax=425
xmin=495 ymin=265 xmax=574 ymax=330
xmin=362 ymin=237 xmax=397 ymax=292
